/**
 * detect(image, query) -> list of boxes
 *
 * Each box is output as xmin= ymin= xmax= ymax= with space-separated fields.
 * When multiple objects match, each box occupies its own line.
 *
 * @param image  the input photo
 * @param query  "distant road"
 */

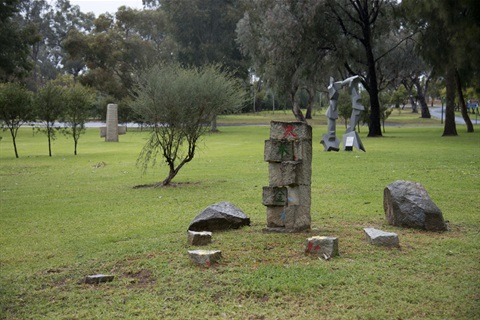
xmin=429 ymin=107 xmax=479 ymax=125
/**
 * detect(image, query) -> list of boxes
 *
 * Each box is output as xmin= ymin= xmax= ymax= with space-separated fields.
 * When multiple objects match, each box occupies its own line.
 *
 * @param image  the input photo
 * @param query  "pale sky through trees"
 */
xmin=69 ymin=0 xmax=143 ymax=16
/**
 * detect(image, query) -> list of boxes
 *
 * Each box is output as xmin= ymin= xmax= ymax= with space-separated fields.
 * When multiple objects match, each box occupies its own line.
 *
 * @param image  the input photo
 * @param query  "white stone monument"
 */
xmin=105 ymin=104 xmax=119 ymax=142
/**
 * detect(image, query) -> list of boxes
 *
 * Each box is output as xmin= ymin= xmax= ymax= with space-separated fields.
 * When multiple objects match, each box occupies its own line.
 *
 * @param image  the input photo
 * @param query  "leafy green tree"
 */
xmin=161 ymin=0 xmax=247 ymax=75
xmin=34 ymin=81 xmax=65 ymax=156
xmin=0 ymin=82 xmax=33 ymax=158
xmin=237 ymin=0 xmax=335 ymax=122
xmin=75 ymin=7 xmax=172 ymax=112
xmin=326 ymin=0 xmax=401 ymax=137
xmin=402 ymin=0 xmax=479 ymax=135
xmin=16 ymin=0 xmax=94 ymax=88
xmin=130 ymin=63 xmax=246 ymax=186
xmin=61 ymin=80 xmax=95 ymax=155
xmin=0 ymin=0 xmax=36 ymax=81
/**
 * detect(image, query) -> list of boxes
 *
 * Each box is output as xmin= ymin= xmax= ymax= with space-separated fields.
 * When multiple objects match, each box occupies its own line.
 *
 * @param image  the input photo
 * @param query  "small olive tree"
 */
xmin=0 ymin=82 xmax=33 ymax=158
xmin=34 ymin=82 xmax=65 ymax=157
xmin=131 ymin=63 xmax=246 ymax=186
xmin=62 ymin=84 xmax=95 ymax=155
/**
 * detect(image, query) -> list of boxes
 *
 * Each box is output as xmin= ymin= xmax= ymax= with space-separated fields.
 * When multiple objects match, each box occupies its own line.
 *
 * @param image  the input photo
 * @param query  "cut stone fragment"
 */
xmin=305 ymin=236 xmax=339 ymax=259
xmin=187 ymin=230 xmax=212 ymax=246
xmin=84 ymin=274 xmax=114 ymax=284
xmin=364 ymin=228 xmax=399 ymax=247
xmin=188 ymin=250 xmax=222 ymax=267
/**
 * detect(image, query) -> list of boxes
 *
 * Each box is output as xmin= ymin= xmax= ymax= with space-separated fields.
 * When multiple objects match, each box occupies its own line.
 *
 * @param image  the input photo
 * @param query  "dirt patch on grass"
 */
xmin=133 ymin=181 xmax=200 ymax=189
xmin=124 ymin=269 xmax=155 ymax=287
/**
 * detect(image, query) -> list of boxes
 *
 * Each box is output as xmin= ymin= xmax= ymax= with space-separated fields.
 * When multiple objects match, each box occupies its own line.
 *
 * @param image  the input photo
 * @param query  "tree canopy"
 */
xmin=130 ymin=63 xmax=246 ymax=186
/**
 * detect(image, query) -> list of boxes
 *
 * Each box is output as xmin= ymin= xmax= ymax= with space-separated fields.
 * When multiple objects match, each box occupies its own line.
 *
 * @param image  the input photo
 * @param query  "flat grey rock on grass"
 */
xmin=84 ymin=274 xmax=114 ymax=284
xmin=364 ymin=228 xmax=399 ymax=247
xmin=188 ymin=202 xmax=250 ymax=231
xmin=384 ymin=180 xmax=447 ymax=231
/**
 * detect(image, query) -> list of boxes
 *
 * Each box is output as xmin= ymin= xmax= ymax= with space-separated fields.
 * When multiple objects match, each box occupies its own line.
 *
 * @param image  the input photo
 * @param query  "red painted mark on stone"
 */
xmin=283 ymin=124 xmax=298 ymax=138
xmin=206 ymin=261 xmax=211 ymax=267
xmin=314 ymin=245 xmax=321 ymax=251
xmin=307 ymin=242 xmax=313 ymax=253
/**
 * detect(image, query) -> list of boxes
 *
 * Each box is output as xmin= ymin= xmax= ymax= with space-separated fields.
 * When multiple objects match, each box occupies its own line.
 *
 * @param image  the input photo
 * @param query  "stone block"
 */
xmin=364 ymin=228 xmax=399 ymax=247
xmin=305 ymin=236 xmax=339 ymax=258
xmin=187 ymin=230 xmax=212 ymax=246
xmin=262 ymin=186 xmax=288 ymax=206
xmin=270 ymin=121 xmax=312 ymax=141
xmin=266 ymin=206 xmax=286 ymax=228
xmin=84 ymin=274 xmax=114 ymax=284
xmin=100 ymin=127 xmax=106 ymax=138
xmin=265 ymin=204 xmax=311 ymax=231
xmin=105 ymin=103 xmax=119 ymax=142
xmin=268 ymin=161 xmax=300 ymax=186
xmin=101 ymin=126 xmax=126 ymax=138
xmin=264 ymin=139 xmax=295 ymax=162
xmin=188 ymin=250 xmax=222 ymax=267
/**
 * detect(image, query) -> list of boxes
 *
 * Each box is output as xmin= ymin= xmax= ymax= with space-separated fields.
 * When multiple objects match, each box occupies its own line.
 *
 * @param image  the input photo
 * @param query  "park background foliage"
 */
xmin=0 ymin=115 xmax=479 ymax=319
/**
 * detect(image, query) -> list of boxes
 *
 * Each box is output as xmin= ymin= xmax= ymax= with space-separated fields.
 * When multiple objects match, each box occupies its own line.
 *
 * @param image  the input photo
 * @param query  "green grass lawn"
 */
xmin=1 ymin=115 xmax=479 ymax=319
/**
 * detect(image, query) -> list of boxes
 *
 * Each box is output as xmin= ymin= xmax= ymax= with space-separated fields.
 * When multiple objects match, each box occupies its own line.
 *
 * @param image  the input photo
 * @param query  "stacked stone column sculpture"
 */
xmin=105 ymin=103 xmax=119 ymax=142
xmin=263 ymin=121 xmax=312 ymax=232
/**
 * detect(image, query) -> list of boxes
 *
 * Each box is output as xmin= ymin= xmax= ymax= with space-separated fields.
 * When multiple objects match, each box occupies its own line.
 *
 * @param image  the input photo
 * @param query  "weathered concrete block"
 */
xmin=268 ymin=161 xmax=300 ymax=186
xmin=364 ymin=228 xmax=399 ymax=247
xmin=187 ymin=230 xmax=212 ymax=246
xmin=384 ymin=180 xmax=447 ymax=231
xmin=270 ymin=121 xmax=312 ymax=141
xmin=263 ymin=121 xmax=312 ymax=233
xmin=84 ymin=274 xmax=114 ymax=284
xmin=188 ymin=250 xmax=222 ymax=267
xmin=264 ymin=139 xmax=295 ymax=162
xmin=262 ymin=186 xmax=288 ymax=206
xmin=265 ymin=204 xmax=311 ymax=231
xmin=305 ymin=236 xmax=339 ymax=258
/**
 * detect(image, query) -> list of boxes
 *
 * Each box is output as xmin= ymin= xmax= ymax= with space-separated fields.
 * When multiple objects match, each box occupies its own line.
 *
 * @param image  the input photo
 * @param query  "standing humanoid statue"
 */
xmin=343 ymin=76 xmax=364 ymax=133
xmin=321 ymin=77 xmax=345 ymax=151
xmin=321 ymin=75 xmax=365 ymax=152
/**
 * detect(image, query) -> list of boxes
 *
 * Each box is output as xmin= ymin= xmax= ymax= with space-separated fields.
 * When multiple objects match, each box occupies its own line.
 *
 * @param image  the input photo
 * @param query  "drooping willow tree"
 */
xmin=130 ymin=63 xmax=246 ymax=186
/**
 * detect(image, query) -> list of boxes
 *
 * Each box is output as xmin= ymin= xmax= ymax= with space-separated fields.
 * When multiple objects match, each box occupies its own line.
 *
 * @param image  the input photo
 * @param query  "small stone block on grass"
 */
xmin=188 ymin=250 xmax=222 ymax=267
xmin=305 ymin=236 xmax=339 ymax=259
xmin=364 ymin=228 xmax=399 ymax=247
xmin=187 ymin=230 xmax=212 ymax=246
xmin=84 ymin=274 xmax=114 ymax=284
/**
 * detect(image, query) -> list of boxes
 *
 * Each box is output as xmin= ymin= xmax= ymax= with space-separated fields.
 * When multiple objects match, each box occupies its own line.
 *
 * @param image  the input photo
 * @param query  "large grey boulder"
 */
xmin=188 ymin=202 xmax=250 ymax=231
xmin=384 ymin=180 xmax=447 ymax=231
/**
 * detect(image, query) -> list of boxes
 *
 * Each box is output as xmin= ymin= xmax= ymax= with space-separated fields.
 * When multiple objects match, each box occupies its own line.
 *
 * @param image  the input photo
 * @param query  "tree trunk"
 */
xmin=47 ymin=127 xmax=53 ymax=157
xmin=305 ymin=87 xmax=314 ymax=119
xmin=412 ymin=77 xmax=431 ymax=118
xmin=210 ymin=116 xmax=219 ymax=132
xmin=443 ymin=66 xmax=458 ymax=136
xmin=364 ymin=31 xmax=382 ymax=137
xmin=9 ymin=128 xmax=19 ymax=158
xmin=455 ymin=70 xmax=474 ymax=133
xmin=290 ymin=89 xmax=306 ymax=122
